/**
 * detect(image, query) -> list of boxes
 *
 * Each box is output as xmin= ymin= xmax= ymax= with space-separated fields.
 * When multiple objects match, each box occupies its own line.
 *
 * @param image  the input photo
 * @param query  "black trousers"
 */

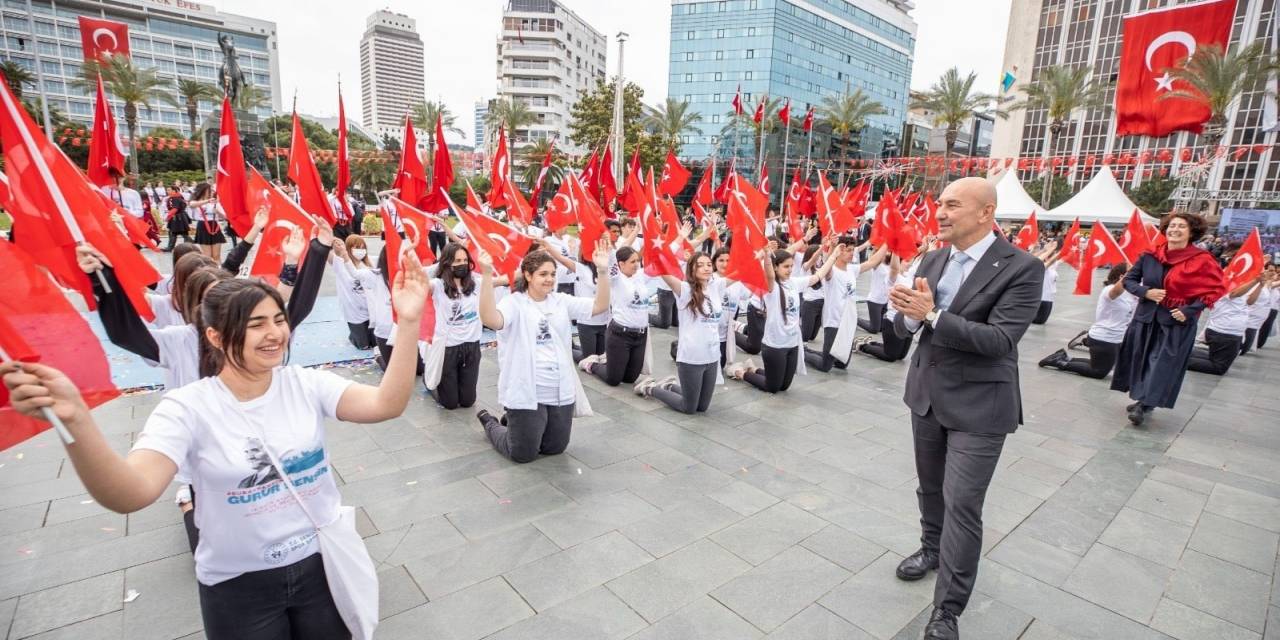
xmin=859 ymin=324 xmax=914 ymax=362
xmin=1240 ymin=327 xmax=1259 ymax=355
xmin=590 ymin=323 xmax=646 ymax=385
xmin=165 ymin=231 xmax=191 ymax=251
xmin=225 ymin=223 xmax=240 ymax=248
xmin=735 ymin=306 xmax=765 ymax=355
xmin=912 ymin=410 xmax=1006 ymax=616
xmin=375 ymin=337 xmax=425 ymax=375
xmin=198 ymin=552 xmax=349 ymax=640
xmin=650 ymin=361 xmax=718 ymax=414
xmin=1048 ymin=338 xmax=1120 ymax=379
xmin=857 ymin=301 xmax=886 ymax=333
xmin=428 ymin=230 xmax=447 ymax=256
xmin=433 ymin=341 xmax=481 ymax=409
xmin=744 ymin=344 xmax=798 ymax=393
xmin=1257 ymin=310 xmax=1277 ymax=349
xmin=1187 ymin=328 xmax=1242 ymax=375
xmin=347 ymin=321 xmax=375 ymax=350
xmin=649 ymin=289 xmax=678 ymax=328
xmin=1031 ymin=301 xmax=1053 ymax=325
xmin=573 ymin=323 xmax=607 ymax=363
xmin=480 ymin=402 xmax=574 ymax=463
xmin=804 ymin=327 xmax=848 ymax=372
xmin=332 ymin=223 xmax=351 ymax=241
xmin=800 ymin=298 xmax=824 ymax=342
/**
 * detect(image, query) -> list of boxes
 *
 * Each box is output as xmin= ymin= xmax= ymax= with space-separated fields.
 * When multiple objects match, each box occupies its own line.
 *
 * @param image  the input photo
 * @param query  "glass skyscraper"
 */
xmin=667 ymin=0 xmax=916 ymax=165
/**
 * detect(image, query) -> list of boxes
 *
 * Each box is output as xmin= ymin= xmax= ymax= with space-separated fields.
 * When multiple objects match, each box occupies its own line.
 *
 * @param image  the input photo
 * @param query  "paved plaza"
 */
xmin=1 ymin=264 xmax=1278 ymax=640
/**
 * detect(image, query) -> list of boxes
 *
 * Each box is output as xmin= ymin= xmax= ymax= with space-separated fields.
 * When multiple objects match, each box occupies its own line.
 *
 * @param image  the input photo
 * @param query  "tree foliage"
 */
xmin=568 ymin=79 xmax=665 ymax=172
xmin=1127 ymin=176 xmax=1177 ymax=215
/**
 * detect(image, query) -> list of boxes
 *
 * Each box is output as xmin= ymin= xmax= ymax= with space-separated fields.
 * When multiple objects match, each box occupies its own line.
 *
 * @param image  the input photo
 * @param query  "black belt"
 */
xmin=610 ymin=322 xmax=647 ymax=335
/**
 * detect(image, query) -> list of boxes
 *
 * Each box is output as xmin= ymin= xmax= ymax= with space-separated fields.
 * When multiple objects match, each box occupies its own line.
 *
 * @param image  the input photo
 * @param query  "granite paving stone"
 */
xmin=711 ymin=546 xmax=850 ymax=632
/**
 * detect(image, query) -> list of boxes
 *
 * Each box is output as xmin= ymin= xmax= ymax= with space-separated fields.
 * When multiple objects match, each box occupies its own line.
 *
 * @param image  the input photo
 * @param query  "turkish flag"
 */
xmin=109 ymin=198 xmax=159 ymax=251
xmin=694 ymin=166 xmax=714 ymax=206
xmin=1014 ymin=211 xmax=1039 ymax=251
xmin=619 ymin=157 xmax=647 ymax=213
xmin=503 ymin=180 xmax=534 ymax=226
xmin=1224 ymin=227 xmax=1263 ymax=291
xmin=732 ymin=85 xmax=744 ymax=116
xmin=77 ymin=17 xmax=130 ymax=63
xmin=87 ymin=75 xmax=126 ymax=187
xmin=753 ymin=95 xmax=768 ymax=124
xmin=1087 ymin=221 xmax=1127 ymax=266
xmin=246 ymin=168 xmax=317 ymax=284
xmin=378 ymin=203 xmax=406 ymax=321
xmin=726 ymin=173 xmax=768 ymax=246
xmin=455 ymin=184 xmax=532 ymax=281
xmin=0 ymin=77 xmax=158 ymax=320
xmin=544 ymin=177 xmax=576 ymax=233
xmin=287 ymin=112 xmax=336 ymax=225
xmin=759 ymin=164 xmax=770 ymax=195
xmin=530 ymin=141 xmax=556 ymax=204
xmin=598 ymin=143 xmax=618 ymax=208
xmin=568 ymin=174 xmax=607 ymax=260
xmin=392 ymin=116 xmax=428 ymax=209
xmin=390 ymin=197 xmax=438 ymax=266
xmin=1115 ymin=0 xmax=1236 ymax=136
xmin=0 ymin=239 xmax=120 ymax=451
xmin=1118 ymin=209 xmax=1151 ymax=264
xmin=335 ymin=88 xmax=352 ymax=222
xmin=215 ymin=98 xmax=251 ymax=236
xmin=785 ymin=168 xmax=804 ymax=240
xmin=713 ymin=158 xmax=737 ymax=204
xmin=817 ymin=172 xmax=855 ymax=237
xmin=641 ymin=177 xmax=683 ymax=279
xmin=659 ymin=152 xmax=691 ymax=197
xmin=778 ymin=99 xmax=791 ymax=127
xmin=488 ymin=127 xmax=512 ymax=209
xmin=1059 ymin=218 xmax=1083 ymax=269
xmin=802 ymin=107 xmax=814 ymax=133
xmin=421 ymin=116 xmax=455 ymax=213
xmin=724 ymin=189 xmax=768 ymax=297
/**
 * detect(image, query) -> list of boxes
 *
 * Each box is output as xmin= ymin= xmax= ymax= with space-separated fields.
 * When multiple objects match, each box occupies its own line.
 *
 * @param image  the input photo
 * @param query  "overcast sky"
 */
xmin=211 ymin=0 xmax=1013 ymax=146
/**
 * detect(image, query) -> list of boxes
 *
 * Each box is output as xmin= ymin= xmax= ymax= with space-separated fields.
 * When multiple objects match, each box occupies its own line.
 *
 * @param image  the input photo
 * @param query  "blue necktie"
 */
xmin=936 ymin=251 xmax=971 ymax=312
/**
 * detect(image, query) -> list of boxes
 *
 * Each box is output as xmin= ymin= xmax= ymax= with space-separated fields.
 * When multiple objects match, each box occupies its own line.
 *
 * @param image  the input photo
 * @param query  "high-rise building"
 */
xmin=991 ymin=0 xmax=1278 ymax=203
xmin=496 ymin=0 xmax=606 ymax=154
xmin=0 ymin=0 xmax=280 ymax=135
xmin=360 ymin=9 xmax=424 ymax=143
xmin=473 ymin=99 xmax=489 ymax=154
xmin=667 ymin=0 xmax=917 ymax=162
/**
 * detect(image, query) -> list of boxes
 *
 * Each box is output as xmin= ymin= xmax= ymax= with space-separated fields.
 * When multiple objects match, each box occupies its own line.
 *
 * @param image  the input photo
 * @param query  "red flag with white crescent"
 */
xmin=732 ymin=85 xmax=744 ymax=116
xmin=77 ymin=17 xmax=130 ymax=63
xmin=1224 ymin=227 xmax=1264 ymax=291
xmin=487 ymin=126 xmax=511 ymax=208
xmin=246 ymin=168 xmax=317 ymax=284
xmin=454 ymin=183 xmax=531 ymax=281
xmin=778 ymin=99 xmax=791 ymax=127
xmin=544 ymin=177 xmax=576 ymax=233
xmin=287 ymin=112 xmax=336 ymax=225
xmin=87 ymin=74 xmax=126 ymax=187
xmin=215 ymin=97 xmax=251 ymax=236
xmin=1118 ymin=209 xmax=1151 ymax=264
xmin=390 ymin=197 xmax=438 ymax=266
xmin=659 ymin=152 xmax=691 ymax=197
xmin=530 ymin=140 xmax=555 ymax=204
xmin=802 ymin=107 xmax=815 ymax=133
xmin=1014 ymin=211 xmax=1039 ymax=251
xmin=392 ymin=115 xmax=428 ymax=207
xmin=335 ymin=87 xmax=353 ymax=222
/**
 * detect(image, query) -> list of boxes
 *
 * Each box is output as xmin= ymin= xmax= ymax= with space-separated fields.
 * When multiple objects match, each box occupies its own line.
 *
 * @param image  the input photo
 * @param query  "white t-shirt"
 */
xmin=883 ymin=259 xmax=922 ymax=324
xmin=675 ymin=278 xmax=725 ymax=365
xmin=762 ymin=275 xmax=807 ymax=349
xmin=133 ymin=366 xmax=352 ymax=587
xmin=867 ymin=264 xmax=891 ymax=304
xmin=430 ymin=279 xmax=482 ymax=346
xmin=1205 ymin=294 xmax=1248 ymax=336
xmin=1041 ymin=266 xmax=1058 ymax=302
xmin=154 ymin=274 xmax=174 ymax=296
xmin=821 ymin=263 xmax=858 ymax=328
xmin=191 ymin=202 xmax=219 ymax=223
xmin=573 ymin=263 xmax=610 ymax=326
xmin=330 ymin=255 xmax=370 ymax=324
xmin=1247 ymin=288 xmax=1272 ymax=329
xmin=544 ymin=236 xmax=576 ymax=284
xmin=795 ymin=251 xmax=824 ymax=302
xmin=148 ymin=294 xmax=185 ymax=329
xmin=495 ymin=292 xmax=594 ymax=409
xmin=104 ymin=186 xmax=144 ymax=218
xmin=719 ymin=279 xmax=750 ymax=341
xmin=610 ymin=271 xmax=652 ymax=329
xmin=1088 ymin=288 xmax=1138 ymax=344
xmin=356 ymin=269 xmax=394 ymax=339
xmin=150 ymin=323 xmax=200 ymax=390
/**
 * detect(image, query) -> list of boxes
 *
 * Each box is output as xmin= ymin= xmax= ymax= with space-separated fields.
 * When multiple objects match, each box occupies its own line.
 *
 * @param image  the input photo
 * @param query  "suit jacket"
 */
xmin=1123 ymin=253 xmax=1208 ymax=326
xmin=894 ymin=236 xmax=1044 ymax=434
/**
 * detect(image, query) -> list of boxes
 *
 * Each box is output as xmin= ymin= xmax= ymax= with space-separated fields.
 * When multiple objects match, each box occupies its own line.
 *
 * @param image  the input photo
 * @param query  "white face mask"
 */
xmin=351 ymin=249 xmax=367 ymax=261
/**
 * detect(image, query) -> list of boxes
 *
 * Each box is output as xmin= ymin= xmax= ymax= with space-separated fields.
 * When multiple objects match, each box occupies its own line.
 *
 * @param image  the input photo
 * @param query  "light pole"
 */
xmin=611 ymin=32 xmax=628 ymax=187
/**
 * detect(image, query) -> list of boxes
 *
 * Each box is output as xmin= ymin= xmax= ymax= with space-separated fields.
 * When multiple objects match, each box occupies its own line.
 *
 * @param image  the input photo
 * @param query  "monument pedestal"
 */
xmin=203 ymin=108 xmax=271 ymax=180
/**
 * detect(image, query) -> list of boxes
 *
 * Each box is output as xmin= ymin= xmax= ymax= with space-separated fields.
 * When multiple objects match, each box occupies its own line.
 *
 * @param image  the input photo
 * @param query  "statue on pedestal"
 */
xmin=217 ymin=34 xmax=247 ymax=105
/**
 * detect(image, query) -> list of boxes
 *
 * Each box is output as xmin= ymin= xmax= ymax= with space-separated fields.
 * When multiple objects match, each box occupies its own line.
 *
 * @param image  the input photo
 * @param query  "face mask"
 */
xmin=351 ymin=249 xmax=367 ymax=260
xmin=452 ymin=264 xmax=471 ymax=279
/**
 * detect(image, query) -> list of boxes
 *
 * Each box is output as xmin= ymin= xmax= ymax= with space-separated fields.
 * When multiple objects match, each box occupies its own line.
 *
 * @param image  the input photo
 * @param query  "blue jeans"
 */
xmin=198 ymin=552 xmax=349 ymax=640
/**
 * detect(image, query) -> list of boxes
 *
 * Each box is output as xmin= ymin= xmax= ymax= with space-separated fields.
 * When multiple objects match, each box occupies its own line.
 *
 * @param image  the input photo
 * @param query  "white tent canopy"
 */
xmin=1042 ymin=166 xmax=1158 ymax=224
xmin=991 ymin=170 xmax=1048 ymax=222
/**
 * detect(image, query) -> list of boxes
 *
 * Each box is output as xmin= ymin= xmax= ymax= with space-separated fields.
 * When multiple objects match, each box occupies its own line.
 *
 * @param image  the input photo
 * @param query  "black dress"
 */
xmin=1111 ymin=253 xmax=1209 ymax=408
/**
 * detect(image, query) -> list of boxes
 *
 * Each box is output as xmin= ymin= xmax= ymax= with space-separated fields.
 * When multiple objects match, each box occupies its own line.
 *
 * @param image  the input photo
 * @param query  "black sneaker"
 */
xmin=1067 ymin=330 xmax=1089 ymax=351
xmin=1127 ymin=403 xmax=1146 ymax=426
xmin=1038 ymin=348 xmax=1068 ymax=368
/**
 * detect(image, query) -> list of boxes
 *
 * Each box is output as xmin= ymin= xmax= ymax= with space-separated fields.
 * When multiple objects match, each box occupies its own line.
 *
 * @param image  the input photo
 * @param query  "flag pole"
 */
xmin=0 ymin=347 xmax=75 ymax=444
xmin=782 ymin=117 xmax=791 ymax=190
xmin=755 ymin=97 xmax=767 ymax=181
xmin=804 ymin=116 xmax=814 ymax=178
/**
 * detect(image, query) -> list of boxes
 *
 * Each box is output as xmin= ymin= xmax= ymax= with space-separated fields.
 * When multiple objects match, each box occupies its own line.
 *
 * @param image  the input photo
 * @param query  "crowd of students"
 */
xmin=3 ymin=179 xmax=1274 ymax=639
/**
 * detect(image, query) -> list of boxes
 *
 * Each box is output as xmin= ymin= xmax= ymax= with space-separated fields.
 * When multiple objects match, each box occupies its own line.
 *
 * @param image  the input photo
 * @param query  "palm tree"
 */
xmin=1 ymin=60 xmax=34 ymax=100
xmin=411 ymin=100 xmax=465 ymax=178
xmin=818 ymin=88 xmax=887 ymax=184
xmin=486 ymin=98 xmax=537 ymax=145
xmin=1007 ymin=65 xmax=1110 ymax=207
xmin=518 ymin=137 xmax=564 ymax=191
xmin=350 ymin=159 xmax=395 ymax=195
xmin=162 ymin=79 xmax=220 ymax=138
xmin=232 ymin=84 xmax=269 ymax=112
xmin=645 ymin=97 xmax=702 ymax=153
xmin=73 ymin=55 xmax=170 ymax=175
xmin=912 ymin=67 xmax=1005 ymax=158
xmin=1159 ymin=42 xmax=1269 ymax=151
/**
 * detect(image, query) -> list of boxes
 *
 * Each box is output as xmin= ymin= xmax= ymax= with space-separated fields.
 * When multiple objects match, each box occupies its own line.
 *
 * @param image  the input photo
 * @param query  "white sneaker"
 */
xmin=633 ymin=376 xmax=655 ymax=396
xmin=743 ymin=358 xmax=759 ymax=374
xmin=658 ymin=374 xmax=679 ymax=391
xmin=724 ymin=362 xmax=747 ymax=380
xmin=174 ymin=485 xmax=192 ymax=507
xmin=579 ymin=354 xmax=601 ymax=373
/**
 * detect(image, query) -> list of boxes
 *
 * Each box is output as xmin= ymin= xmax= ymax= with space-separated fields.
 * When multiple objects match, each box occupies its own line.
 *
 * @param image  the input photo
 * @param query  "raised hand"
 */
xmin=592 ymin=238 xmax=611 ymax=270
xmin=315 ymin=219 xmax=335 ymax=247
xmin=282 ymin=227 xmax=306 ymax=264
xmin=475 ymin=249 xmax=495 ymax=274
xmin=252 ymin=206 xmax=269 ymax=231
xmin=0 ymin=361 xmax=89 ymax=425
xmin=75 ymin=244 xmax=111 ymax=273
xmin=391 ymin=250 xmax=428 ymax=322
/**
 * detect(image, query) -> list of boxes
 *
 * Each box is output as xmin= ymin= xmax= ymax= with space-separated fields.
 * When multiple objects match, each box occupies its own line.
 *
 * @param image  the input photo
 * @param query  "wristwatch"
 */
xmin=924 ymin=308 xmax=940 ymax=327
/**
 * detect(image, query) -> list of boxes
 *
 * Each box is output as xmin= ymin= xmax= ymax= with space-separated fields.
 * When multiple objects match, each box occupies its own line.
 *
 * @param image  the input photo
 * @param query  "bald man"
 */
xmin=887 ymin=177 xmax=1043 ymax=640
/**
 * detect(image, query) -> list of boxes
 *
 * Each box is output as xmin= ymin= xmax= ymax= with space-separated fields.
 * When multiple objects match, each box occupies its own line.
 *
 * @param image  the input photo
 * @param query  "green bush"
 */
xmin=361 ymin=212 xmax=382 ymax=235
xmin=140 ymin=170 xmax=208 ymax=187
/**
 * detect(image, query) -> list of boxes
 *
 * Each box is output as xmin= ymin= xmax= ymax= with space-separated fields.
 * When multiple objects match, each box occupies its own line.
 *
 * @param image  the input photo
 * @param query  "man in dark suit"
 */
xmin=887 ymin=177 xmax=1044 ymax=640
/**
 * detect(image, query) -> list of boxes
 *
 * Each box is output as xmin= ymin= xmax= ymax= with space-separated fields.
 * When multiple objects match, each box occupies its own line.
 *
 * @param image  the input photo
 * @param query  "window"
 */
xmin=713 ymin=94 xmax=722 ymax=103
xmin=685 ymin=52 xmax=694 ymax=61
xmin=686 ymin=30 xmax=695 ymax=39
xmin=712 ymin=114 xmax=720 ymax=123
xmin=744 ymin=71 xmax=752 ymax=80
xmin=715 ymin=50 xmax=724 ymax=60
xmin=69 ymin=100 xmax=91 ymax=116
xmin=718 ymin=1 xmax=727 ymax=10
xmin=714 ymin=72 xmax=722 ymax=81
xmin=33 ymin=20 xmax=55 ymax=36
xmin=41 ymin=59 xmax=60 ymax=75
xmin=685 ymin=73 xmax=693 ymax=82
xmin=746 ymin=49 xmax=754 ymax=58
xmin=716 ymin=29 xmax=724 ymax=38
xmin=748 ymin=27 xmax=756 ymax=36
xmin=711 ymin=136 xmax=719 ymax=144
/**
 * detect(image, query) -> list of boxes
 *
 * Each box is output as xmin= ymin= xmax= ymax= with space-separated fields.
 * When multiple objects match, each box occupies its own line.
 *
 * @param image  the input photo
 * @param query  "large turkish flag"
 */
xmin=1115 ymin=0 xmax=1236 ymax=137
xmin=77 ymin=17 xmax=130 ymax=62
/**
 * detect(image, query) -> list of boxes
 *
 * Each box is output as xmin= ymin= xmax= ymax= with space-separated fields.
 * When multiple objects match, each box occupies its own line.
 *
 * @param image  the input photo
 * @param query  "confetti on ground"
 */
xmin=576 ymin=468 xmax=582 ymax=475
xmin=100 ymin=527 xmax=116 ymax=532
xmin=123 ymin=589 xmax=140 ymax=603
xmin=80 ymin=500 xmax=95 ymax=505
xmin=16 ymin=547 xmax=34 ymax=555
xmin=15 ymin=453 xmax=23 ymax=460
xmin=405 ymin=481 xmax=417 ymax=486
xmin=498 ymin=498 xmax=512 ymax=505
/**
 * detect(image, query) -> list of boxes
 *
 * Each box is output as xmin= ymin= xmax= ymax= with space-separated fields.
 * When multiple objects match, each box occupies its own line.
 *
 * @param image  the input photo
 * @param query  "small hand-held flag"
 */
xmin=392 ymin=115 xmax=428 ymax=207
xmin=1014 ymin=212 xmax=1038 ymax=251
xmin=215 ymin=97 xmax=251 ymax=235
xmin=87 ymin=74 xmax=126 ymax=187
xmin=335 ymin=85 xmax=353 ymax=222
xmin=1117 ymin=209 xmax=1151 ymax=264
xmin=287 ymin=111 xmax=336 ymax=225
xmin=246 ymin=168 xmax=318 ymax=284
xmin=1224 ymin=227 xmax=1264 ymax=291
xmin=487 ymin=126 xmax=511 ymax=209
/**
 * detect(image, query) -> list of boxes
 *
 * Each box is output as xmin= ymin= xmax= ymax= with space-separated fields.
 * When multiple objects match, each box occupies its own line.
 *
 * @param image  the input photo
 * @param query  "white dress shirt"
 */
xmin=903 ymin=231 xmax=997 ymax=333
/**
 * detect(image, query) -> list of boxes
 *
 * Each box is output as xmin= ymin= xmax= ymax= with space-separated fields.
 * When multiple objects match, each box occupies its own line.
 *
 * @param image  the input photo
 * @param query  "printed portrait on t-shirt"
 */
xmin=536 ymin=318 xmax=552 ymax=343
xmin=238 ymin=437 xmax=281 ymax=488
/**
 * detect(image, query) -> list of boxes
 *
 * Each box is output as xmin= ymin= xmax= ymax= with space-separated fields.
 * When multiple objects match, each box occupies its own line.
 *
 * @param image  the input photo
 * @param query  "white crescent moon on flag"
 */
xmin=1145 ymin=31 xmax=1196 ymax=70
xmin=92 ymin=28 xmax=119 ymax=50
xmin=402 ymin=219 xmax=421 ymax=249
xmin=1228 ymin=253 xmax=1253 ymax=279
xmin=272 ymin=220 xmax=300 ymax=233
xmin=488 ymin=232 xmax=513 ymax=254
xmin=552 ymin=193 xmax=571 ymax=213
xmin=1119 ymin=229 xmax=1132 ymax=248
xmin=217 ymin=135 xmax=231 ymax=177
xmin=788 ymin=182 xmax=799 ymax=201
xmin=1092 ymin=239 xmax=1107 ymax=259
